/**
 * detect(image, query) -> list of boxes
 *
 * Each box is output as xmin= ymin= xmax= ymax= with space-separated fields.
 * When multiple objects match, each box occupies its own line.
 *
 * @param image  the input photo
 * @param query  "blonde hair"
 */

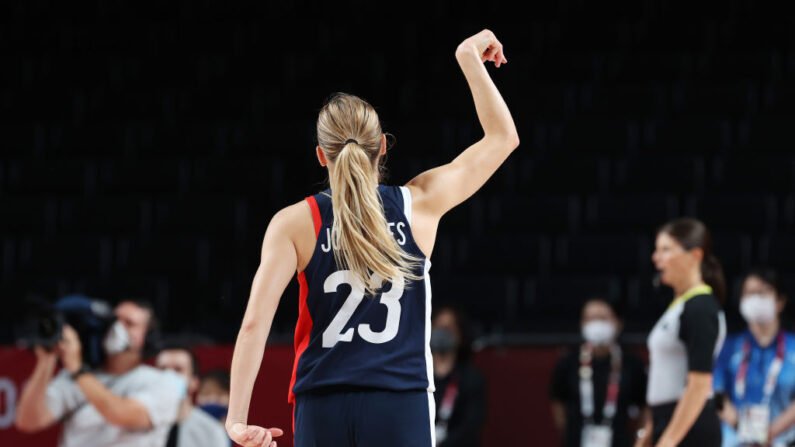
xmin=317 ymin=93 xmax=422 ymax=295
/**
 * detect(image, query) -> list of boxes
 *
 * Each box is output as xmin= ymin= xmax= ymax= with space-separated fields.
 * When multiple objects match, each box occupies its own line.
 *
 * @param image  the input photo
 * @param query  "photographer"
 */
xmin=15 ymin=298 xmax=186 ymax=447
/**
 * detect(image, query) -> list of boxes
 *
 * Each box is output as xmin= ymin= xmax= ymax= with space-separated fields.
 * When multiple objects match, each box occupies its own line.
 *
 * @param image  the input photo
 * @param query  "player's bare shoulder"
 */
xmin=266 ymin=199 xmax=317 ymax=271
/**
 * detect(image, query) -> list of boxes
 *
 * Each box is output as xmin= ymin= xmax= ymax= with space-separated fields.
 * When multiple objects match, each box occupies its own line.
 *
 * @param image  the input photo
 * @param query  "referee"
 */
xmin=639 ymin=218 xmax=727 ymax=447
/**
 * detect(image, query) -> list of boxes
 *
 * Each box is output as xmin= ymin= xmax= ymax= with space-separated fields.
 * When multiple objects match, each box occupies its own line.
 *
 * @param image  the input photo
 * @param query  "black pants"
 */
xmin=651 ymin=399 xmax=721 ymax=447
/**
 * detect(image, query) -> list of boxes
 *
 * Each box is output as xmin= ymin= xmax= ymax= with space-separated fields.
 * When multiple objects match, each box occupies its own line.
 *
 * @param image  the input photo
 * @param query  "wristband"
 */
xmin=70 ymin=364 xmax=91 ymax=381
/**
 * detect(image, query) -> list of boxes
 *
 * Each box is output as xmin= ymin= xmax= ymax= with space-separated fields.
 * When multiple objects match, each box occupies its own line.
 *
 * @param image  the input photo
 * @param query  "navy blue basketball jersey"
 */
xmin=288 ymin=185 xmax=433 ymax=402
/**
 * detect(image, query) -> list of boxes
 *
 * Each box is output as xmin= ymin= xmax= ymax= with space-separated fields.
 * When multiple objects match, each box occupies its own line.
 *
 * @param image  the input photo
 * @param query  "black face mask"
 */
xmin=430 ymin=328 xmax=457 ymax=354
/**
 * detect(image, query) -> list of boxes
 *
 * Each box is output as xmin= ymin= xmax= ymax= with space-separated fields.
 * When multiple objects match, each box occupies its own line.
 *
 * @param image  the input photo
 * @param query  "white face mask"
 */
xmin=740 ymin=294 xmax=777 ymax=324
xmin=581 ymin=320 xmax=617 ymax=346
xmin=103 ymin=320 xmax=131 ymax=355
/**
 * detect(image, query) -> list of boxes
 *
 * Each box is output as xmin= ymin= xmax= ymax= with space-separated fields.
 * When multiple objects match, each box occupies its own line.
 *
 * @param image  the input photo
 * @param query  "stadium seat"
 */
xmin=0 ymin=198 xmax=55 ymax=235
xmin=612 ymin=155 xmax=706 ymax=194
xmin=583 ymin=194 xmax=678 ymax=232
xmin=516 ymin=156 xmax=609 ymax=194
xmin=6 ymin=160 xmax=88 ymax=195
xmin=737 ymin=117 xmax=795 ymax=154
xmin=553 ymin=234 xmax=651 ymax=275
xmin=518 ymin=275 xmax=623 ymax=332
xmin=711 ymin=231 xmax=753 ymax=279
xmin=97 ymin=160 xmax=186 ymax=195
xmin=58 ymin=198 xmax=147 ymax=236
xmin=680 ymin=82 xmax=753 ymax=117
xmin=558 ymin=118 xmax=631 ymax=155
xmin=485 ymin=194 xmax=581 ymax=234
xmin=587 ymin=83 xmax=663 ymax=117
xmin=758 ymin=235 xmax=795 ymax=270
xmin=453 ymin=233 xmax=552 ymax=275
xmin=685 ymin=194 xmax=777 ymax=233
xmin=431 ymin=275 xmax=519 ymax=333
xmin=708 ymin=155 xmax=795 ymax=195
xmin=642 ymin=118 xmax=727 ymax=155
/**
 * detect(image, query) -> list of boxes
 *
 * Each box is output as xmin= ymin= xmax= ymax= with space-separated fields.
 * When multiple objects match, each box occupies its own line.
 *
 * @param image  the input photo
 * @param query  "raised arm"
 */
xmin=15 ymin=348 xmax=58 ymax=432
xmin=407 ymin=29 xmax=519 ymax=221
xmin=225 ymin=205 xmax=306 ymax=447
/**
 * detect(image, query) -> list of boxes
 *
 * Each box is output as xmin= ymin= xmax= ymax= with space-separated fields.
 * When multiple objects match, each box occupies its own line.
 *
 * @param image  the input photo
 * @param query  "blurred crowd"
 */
xmin=11 ymin=269 xmax=794 ymax=447
xmin=549 ymin=268 xmax=795 ymax=447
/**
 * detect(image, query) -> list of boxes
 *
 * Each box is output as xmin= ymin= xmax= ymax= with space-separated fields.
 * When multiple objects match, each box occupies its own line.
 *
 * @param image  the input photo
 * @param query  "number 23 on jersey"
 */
xmin=322 ymin=270 xmax=405 ymax=348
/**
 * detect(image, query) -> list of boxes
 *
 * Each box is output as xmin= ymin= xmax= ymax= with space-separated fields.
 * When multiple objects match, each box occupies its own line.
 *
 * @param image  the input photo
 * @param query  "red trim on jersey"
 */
xmin=306 ymin=195 xmax=322 ymax=238
xmin=288 ymin=271 xmax=313 ymax=403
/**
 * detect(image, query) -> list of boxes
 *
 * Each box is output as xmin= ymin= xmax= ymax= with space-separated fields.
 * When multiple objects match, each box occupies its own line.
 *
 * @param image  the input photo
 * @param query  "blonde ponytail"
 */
xmin=318 ymin=93 xmax=422 ymax=295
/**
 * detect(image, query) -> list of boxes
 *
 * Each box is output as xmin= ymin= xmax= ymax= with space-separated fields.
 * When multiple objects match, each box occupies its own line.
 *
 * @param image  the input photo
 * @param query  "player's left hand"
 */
xmin=227 ymin=422 xmax=283 ymax=447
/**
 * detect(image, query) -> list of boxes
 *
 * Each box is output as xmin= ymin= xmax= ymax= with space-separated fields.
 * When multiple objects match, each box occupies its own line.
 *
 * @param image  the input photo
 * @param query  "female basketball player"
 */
xmin=225 ymin=29 xmax=518 ymax=447
xmin=640 ymin=218 xmax=726 ymax=447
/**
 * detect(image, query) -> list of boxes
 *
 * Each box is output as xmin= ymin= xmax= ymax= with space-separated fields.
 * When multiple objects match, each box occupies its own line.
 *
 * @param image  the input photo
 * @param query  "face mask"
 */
xmin=103 ymin=320 xmax=130 ymax=355
xmin=200 ymin=403 xmax=229 ymax=420
xmin=740 ymin=294 xmax=777 ymax=324
xmin=430 ymin=328 xmax=457 ymax=354
xmin=581 ymin=320 xmax=616 ymax=346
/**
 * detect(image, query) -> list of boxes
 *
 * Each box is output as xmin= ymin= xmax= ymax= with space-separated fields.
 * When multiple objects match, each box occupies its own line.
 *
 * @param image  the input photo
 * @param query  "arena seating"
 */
xmin=3 ymin=0 xmax=795 ymax=343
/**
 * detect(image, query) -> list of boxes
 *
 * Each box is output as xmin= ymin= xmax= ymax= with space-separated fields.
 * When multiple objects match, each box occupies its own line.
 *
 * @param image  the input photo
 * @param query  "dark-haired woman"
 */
xmin=713 ymin=269 xmax=795 ymax=447
xmin=637 ymin=218 xmax=727 ymax=447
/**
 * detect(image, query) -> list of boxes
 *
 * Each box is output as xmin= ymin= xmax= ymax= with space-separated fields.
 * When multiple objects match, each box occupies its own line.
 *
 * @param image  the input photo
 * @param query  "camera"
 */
xmin=17 ymin=294 xmax=118 ymax=368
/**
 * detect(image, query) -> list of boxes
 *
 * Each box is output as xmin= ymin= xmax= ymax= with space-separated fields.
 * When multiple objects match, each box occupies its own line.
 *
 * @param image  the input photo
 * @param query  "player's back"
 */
xmin=288 ymin=185 xmax=432 ymax=402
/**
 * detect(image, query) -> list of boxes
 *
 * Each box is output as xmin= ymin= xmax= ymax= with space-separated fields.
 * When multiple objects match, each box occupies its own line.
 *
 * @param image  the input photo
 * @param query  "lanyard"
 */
xmin=438 ymin=375 xmax=459 ymax=423
xmin=667 ymin=284 xmax=713 ymax=310
xmin=734 ymin=331 xmax=785 ymax=405
xmin=579 ymin=344 xmax=622 ymax=424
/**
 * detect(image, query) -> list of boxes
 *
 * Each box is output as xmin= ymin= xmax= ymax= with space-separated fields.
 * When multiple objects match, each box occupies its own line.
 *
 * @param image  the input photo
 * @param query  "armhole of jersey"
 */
xmin=305 ymin=195 xmax=322 ymax=238
xmin=399 ymin=186 xmax=412 ymax=224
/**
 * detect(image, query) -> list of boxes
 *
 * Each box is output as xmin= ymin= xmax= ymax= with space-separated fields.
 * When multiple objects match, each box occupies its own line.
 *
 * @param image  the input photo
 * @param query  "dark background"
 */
xmin=3 ymin=0 xmax=795 ymax=344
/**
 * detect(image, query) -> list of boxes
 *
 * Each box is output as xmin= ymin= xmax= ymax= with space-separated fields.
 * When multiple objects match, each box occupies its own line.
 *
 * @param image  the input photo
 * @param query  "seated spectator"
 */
xmin=196 ymin=369 xmax=230 ymax=424
xmin=549 ymin=298 xmax=647 ymax=447
xmin=431 ymin=304 xmax=486 ymax=447
xmin=156 ymin=344 xmax=230 ymax=447
xmin=714 ymin=269 xmax=795 ymax=447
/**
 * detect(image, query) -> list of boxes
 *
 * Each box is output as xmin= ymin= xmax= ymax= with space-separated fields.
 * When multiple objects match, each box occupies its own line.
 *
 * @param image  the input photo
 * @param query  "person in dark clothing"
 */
xmin=431 ymin=305 xmax=487 ymax=447
xmin=549 ymin=298 xmax=647 ymax=447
